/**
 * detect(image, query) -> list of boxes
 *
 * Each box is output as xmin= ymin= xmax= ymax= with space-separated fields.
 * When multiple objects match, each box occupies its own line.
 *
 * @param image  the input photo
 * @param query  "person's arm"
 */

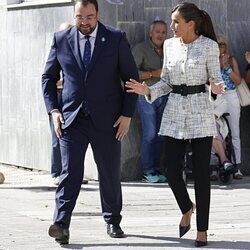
xmin=131 ymin=44 xmax=152 ymax=81
xmin=207 ymin=41 xmax=223 ymax=85
xmin=131 ymin=43 xmax=162 ymax=81
xmin=42 ymin=34 xmax=63 ymax=137
xmin=126 ymin=40 xmax=172 ymax=102
xmin=118 ymin=32 xmax=139 ymax=117
xmin=245 ymin=51 xmax=250 ymax=64
xmin=42 ymin=34 xmax=61 ymax=114
xmin=222 ymin=56 xmax=242 ymax=86
xmin=145 ymin=40 xmax=172 ymax=101
xmin=244 ymin=52 xmax=250 ymax=84
xmin=140 ymin=69 xmax=162 ymax=81
xmin=244 ymin=67 xmax=250 ymax=84
xmin=112 ymin=32 xmax=139 ymax=141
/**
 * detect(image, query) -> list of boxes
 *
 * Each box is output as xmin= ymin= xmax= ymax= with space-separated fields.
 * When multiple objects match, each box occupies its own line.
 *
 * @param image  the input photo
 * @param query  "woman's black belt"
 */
xmin=172 ymin=84 xmax=206 ymax=96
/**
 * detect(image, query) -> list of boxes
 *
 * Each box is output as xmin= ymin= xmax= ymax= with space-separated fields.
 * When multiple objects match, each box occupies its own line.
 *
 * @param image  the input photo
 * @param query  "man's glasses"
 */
xmin=74 ymin=15 xmax=96 ymax=23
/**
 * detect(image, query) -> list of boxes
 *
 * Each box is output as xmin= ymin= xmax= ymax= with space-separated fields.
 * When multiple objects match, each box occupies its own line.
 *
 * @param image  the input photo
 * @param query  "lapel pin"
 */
xmin=101 ymin=37 xmax=106 ymax=42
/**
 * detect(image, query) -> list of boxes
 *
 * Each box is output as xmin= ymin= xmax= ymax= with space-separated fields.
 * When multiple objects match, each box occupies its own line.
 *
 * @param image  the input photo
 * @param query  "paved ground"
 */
xmin=0 ymin=164 xmax=250 ymax=250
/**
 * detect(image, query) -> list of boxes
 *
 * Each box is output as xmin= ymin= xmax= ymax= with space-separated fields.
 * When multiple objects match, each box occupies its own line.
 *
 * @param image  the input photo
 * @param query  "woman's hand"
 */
xmin=125 ymin=79 xmax=150 ymax=95
xmin=209 ymin=78 xmax=225 ymax=95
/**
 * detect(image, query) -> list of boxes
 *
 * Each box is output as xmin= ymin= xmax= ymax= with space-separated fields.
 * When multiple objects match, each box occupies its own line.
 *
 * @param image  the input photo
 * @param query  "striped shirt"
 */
xmin=148 ymin=35 xmax=223 ymax=139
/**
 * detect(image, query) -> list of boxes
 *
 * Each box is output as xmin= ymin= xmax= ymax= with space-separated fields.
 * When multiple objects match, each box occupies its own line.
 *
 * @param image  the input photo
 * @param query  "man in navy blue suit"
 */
xmin=42 ymin=0 xmax=138 ymax=244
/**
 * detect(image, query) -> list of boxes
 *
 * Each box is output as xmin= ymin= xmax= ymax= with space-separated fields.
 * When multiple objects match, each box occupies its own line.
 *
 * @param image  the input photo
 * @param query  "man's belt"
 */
xmin=172 ymin=84 xmax=206 ymax=96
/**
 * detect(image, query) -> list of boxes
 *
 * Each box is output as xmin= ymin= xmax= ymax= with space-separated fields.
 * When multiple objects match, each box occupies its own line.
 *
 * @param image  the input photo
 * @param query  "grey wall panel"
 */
xmin=98 ymin=0 xmax=117 ymax=27
xmin=118 ymin=22 xmax=145 ymax=48
xmin=227 ymin=0 xmax=250 ymax=22
xmin=144 ymin=7 xmax=169 ymax=35
xmin=117 ymin=0 xmax=144 ymax=22
xmin=145 ymin=0 xmax=172 ymax=8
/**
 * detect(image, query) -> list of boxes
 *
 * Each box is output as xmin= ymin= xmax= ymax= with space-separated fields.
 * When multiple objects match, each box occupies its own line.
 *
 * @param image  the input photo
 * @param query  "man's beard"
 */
xmin=79 ymin=25 xmax=96 ymax=35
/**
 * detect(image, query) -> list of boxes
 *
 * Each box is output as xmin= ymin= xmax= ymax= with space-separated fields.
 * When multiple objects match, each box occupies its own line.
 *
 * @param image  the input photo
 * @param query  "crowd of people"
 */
xmin=41 ymin=0 xmax=249 ymax=248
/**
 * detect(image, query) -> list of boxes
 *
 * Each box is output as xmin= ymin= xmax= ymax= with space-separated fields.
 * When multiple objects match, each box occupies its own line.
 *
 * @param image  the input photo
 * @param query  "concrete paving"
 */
xmin=0 ymin=164 xmax=250 ymax=250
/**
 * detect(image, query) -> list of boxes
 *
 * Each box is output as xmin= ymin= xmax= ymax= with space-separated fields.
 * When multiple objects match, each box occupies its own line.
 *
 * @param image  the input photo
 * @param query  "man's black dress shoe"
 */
xmin=107 ymin=224 xmax=124 ymax=238
xmin=48 ymin=222 xmax=70 ymax=245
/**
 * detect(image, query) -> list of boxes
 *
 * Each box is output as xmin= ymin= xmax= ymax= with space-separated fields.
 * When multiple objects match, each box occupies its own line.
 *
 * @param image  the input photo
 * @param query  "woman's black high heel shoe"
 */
xmin=195 ymin=240 xmax=207 ymax=247
xmin=179 ymin=203 xmax=195 ymax=238
xmin=179 ymin=224 xmax=191 ymax=238
xmin=195 ymin=231 xmax=207 ymax=247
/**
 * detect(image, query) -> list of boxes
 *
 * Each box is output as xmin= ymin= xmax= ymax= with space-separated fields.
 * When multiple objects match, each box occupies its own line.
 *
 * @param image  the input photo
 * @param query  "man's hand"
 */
xmin=51 ymin=111 xmax=64 ymax=138
xmin=113 ymin=116 xmax=131 ymax=141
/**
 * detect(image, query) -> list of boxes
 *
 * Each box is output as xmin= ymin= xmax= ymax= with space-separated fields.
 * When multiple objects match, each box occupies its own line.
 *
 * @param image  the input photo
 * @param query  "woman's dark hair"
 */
xmin=172 ymin=2 xmax=217 ymax=42
xmin=74 ymin=0 xmax=98 ymax=12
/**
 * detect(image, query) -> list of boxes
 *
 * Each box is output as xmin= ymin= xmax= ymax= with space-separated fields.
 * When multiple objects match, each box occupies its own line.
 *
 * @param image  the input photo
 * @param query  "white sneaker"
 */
xmin=234 ymin=169 xmax=243 ymax=179
xmin=52 ymin=176 xmax=60 ymax=185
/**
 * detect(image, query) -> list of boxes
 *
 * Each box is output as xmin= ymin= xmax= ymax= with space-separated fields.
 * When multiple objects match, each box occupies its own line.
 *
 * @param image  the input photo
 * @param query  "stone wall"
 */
xmin=0 ymin=0 xmax=250 ymax=180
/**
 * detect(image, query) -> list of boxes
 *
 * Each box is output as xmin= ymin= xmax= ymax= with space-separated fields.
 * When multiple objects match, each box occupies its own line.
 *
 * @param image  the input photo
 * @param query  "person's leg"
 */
xmin=212 ymin=137 xmax=234 ymax=173
xmin=212 ymin=138 xmax=228 ymax=163
xmin=164 ymin=136 xmax=192 ymax=214
xmin=49 ymin=115 xmax=62 ymax=177
xmin=153 ymin=95 xmax=168 ymax=182
xmin=224 ymin=92 xmax=241 ymax=164
xmin=53 ymin=112 xmax=89 ymax=228
xmin=191 ymin=137 xmax=212 ymax=232
xmin=155 ymin=95 xmax=168 ymax=167
xmin=138 ymin=95 xmax=159 ymax=174
xmin=90 ymin=123 xmax=122 ymax=226
xmin=224 ymin=92 xmax=243 ymax=178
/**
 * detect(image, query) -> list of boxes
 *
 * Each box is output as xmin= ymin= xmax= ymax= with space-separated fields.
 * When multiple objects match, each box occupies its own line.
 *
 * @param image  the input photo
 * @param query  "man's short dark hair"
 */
xmin=74 ymin=0 xmax=99 ymax=12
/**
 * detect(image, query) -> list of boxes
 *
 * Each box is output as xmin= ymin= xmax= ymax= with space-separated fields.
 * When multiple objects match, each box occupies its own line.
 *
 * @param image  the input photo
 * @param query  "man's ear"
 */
xmin=96 ymin=11 xmax=100 ymax=20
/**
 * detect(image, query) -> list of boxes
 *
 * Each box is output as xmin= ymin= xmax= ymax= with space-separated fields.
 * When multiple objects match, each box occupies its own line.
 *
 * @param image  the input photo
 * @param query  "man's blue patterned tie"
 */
xmin=83 ymin=35 xmax=91 ymax=69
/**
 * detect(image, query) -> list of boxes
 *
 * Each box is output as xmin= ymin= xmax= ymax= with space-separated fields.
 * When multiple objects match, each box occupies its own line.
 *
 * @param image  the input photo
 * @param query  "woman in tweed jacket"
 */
xmin=126 ymin=2 xmax=224 ymax=247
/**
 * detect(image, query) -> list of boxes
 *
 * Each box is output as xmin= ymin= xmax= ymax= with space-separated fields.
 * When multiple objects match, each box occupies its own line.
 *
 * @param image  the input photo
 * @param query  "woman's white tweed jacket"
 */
xmin=148 ymin=35 xmax=223 ymax=139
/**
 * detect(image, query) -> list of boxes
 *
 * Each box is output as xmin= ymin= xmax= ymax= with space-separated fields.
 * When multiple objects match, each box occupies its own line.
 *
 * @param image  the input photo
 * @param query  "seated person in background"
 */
xmin=132 ymin=20 xmax=168 ymax=183
xmin=210 ymin=96 xmax=234 ymax=181
xmin=244 ymin=51 xmax=250 ymax=84
xmin=217 ymin=34 xmax=243 ymax=179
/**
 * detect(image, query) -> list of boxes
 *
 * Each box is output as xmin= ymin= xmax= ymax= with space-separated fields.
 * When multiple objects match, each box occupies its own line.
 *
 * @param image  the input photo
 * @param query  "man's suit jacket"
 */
xmin=42 ymin=22 xmax=139 ymax=130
